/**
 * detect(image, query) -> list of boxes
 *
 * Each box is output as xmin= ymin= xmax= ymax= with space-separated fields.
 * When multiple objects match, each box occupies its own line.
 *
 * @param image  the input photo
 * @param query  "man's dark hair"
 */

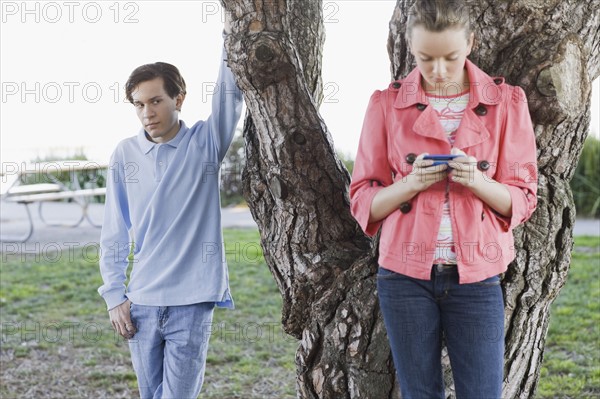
xmin=125 ymin=62 xmax=187 ymax=103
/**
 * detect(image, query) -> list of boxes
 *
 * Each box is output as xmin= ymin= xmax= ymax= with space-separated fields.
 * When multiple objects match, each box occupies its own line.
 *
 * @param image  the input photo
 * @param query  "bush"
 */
xmin=337 ymin=151 xmax=354 ymax=176
xmin=220 ymin=130 xmax=246 ymax=207
xmin=571 ymin=136 xmax=600 ymax=218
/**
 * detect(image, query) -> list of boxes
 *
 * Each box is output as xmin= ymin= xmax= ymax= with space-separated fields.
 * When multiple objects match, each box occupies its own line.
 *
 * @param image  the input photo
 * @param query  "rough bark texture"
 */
xmin=222 ymin=0 xmax=599 ymax=397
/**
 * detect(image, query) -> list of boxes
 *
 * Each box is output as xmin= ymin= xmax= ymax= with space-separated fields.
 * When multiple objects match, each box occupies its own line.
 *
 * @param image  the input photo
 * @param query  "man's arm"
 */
xmin=98 ymin=151 xmax=136 ymax=338
xmin=206 ymin=33 xmax=244 ymax=162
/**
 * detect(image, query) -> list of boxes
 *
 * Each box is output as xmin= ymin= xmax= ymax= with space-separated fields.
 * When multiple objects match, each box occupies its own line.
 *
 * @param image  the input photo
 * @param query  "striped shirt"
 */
xmin=426 ymin=91 xmax=469 ymax=264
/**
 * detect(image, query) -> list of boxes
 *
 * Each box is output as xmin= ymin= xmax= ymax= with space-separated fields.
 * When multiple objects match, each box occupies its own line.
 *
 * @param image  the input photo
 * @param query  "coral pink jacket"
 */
xmin=350 ymin=59 xmax=538 ymax=284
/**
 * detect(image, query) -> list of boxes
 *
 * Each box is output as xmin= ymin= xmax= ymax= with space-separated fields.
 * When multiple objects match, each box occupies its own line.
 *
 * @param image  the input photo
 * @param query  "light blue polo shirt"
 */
xmin=98 ymin=45 xmax=244 ymax=310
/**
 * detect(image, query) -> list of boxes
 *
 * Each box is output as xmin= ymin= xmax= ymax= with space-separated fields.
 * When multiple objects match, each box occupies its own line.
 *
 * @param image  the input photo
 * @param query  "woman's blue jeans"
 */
xmin=377 ymin=265 xmax=504 ymax=399
xmin=128 ymin=302 xmax=215 ymax=399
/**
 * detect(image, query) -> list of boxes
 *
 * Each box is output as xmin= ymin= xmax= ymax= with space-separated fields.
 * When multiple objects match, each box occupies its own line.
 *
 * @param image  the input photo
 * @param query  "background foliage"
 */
xmin=571 ymin=136 xmax=600 ymax=218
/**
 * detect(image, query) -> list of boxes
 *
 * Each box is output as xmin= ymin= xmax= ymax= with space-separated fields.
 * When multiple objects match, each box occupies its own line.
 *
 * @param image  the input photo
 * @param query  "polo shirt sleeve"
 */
xmin=206 ymin=40 xmax=244 ymax=162
xmin=98 ymin=146 xmax=133 ymax=311
xmin=494 ymin=85 xmax=538 ymax=231
xmin=350 ymin=90 xmax=394 ymax=237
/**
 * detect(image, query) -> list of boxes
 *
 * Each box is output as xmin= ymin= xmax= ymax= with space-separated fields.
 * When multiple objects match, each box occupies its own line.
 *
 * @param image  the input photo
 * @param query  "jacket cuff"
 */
xmin=351 ymin=187 xmax=383 ymax=237
xmin=498 ymin=185 xmax=534 ymax=231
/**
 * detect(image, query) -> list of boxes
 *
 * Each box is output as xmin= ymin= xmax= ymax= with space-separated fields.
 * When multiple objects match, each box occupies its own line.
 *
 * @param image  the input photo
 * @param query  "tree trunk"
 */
xmin=222 ymin=0 xmax=600 ymax=397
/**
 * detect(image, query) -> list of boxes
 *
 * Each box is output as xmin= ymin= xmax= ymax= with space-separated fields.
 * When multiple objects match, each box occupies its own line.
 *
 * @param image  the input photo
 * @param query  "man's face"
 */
xmin=131 ymin=77 xmax=184 ymax=143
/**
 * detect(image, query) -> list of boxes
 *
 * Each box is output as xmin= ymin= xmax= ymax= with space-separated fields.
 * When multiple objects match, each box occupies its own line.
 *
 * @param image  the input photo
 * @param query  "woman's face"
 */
xmin=409 ymin=25 xmax=474 ymax=95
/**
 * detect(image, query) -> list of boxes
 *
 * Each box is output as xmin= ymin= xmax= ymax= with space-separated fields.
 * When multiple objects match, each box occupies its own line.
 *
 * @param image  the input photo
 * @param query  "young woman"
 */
xmin=349 ymin=1 xmax=538 ymax=398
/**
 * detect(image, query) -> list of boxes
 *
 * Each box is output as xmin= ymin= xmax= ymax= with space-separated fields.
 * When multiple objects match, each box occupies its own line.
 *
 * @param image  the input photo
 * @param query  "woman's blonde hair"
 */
xmin=405 ymin=0 xmax=472 ymax=41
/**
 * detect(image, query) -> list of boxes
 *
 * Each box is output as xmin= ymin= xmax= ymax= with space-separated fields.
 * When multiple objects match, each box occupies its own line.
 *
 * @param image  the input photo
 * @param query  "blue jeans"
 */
xmin=377 ymin=265 xmax=504 ymax=399
xmin=128 ymin=302 xmax=215 ymax=399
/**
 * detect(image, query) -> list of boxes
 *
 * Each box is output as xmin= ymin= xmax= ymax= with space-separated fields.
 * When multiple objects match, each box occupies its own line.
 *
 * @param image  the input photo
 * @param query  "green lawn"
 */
xmin=0 ymin=229 xmax=296 ymax=398
xmin=0 ymin=230 xmax=598 ymax=398
xmin=538 ymin=235 xmax=600 ymax=398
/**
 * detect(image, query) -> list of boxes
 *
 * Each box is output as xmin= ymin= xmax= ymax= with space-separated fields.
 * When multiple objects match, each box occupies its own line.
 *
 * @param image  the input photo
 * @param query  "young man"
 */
xmin=97 ymin=23 xmax=243 ymax=397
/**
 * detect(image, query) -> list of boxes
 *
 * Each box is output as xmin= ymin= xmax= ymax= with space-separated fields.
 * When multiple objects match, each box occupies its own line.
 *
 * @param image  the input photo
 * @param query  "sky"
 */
xmin=1 ymin=0 xmax=598 ymax=165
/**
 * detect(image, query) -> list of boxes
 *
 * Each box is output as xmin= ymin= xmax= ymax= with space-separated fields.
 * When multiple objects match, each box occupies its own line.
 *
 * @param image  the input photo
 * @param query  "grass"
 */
xmin=0 ymin=228 xmax=296 ymax=399
xmin=202 ymin=229 xmax=297 ymax=398
xmin=0 ymin=230 xmax=598 ymax=398
xmin=537 ymin=235 xmax=600 ymax=398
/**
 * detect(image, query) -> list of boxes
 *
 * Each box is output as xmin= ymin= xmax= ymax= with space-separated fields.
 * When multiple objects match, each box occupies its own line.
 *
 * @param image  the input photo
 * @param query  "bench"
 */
xmin=6 ymin=187 xmax=107 ymax=204
xmin=1 ymin=161 xmax=107 ymax=243
xmin=2 ymin=186 xmax=107 ymax=243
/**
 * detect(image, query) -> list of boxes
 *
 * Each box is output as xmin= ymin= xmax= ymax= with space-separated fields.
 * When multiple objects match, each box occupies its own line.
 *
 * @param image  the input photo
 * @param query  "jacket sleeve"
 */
xmin=494 ymin=85 xmax=538 ymax=231
xmin=207 ymin=39 xmax=244 ymax=162
xmin=350 ymin=90 xmax=394 ymax=236
xmin=97 ymin=147 xmax=133 ymax=310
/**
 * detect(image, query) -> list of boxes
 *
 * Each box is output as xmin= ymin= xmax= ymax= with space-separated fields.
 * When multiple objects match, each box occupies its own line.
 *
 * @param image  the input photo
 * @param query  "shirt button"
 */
xmin=159 ymin=161 xmax=164 ymax=166
xmin=405 ymin=153 xmax=417 ymax=164
xmin=475 ymin=104 xmax=488 ymax=116
xmin=399 ymin=202 xmax=412 ymax=214
xmin=478 ymin=160 xmax=490 ymax=171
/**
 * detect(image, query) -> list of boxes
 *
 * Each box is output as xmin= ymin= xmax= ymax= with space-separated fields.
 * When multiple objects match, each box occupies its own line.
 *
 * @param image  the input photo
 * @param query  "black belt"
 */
xmin=434 ymin=263 xmax=457 ymax=272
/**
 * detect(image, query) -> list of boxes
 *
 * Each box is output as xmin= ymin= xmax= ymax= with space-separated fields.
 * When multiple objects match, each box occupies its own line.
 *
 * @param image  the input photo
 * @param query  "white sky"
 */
xmin=1 ymin=0 xmax=599 ymax=165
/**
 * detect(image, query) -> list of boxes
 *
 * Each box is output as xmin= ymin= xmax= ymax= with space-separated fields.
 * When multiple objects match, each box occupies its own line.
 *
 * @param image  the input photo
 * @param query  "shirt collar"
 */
xmin=136 ymin=121 xmax=188 ymax=154
xmin=393 ymin=59 xmax=501 ymax=109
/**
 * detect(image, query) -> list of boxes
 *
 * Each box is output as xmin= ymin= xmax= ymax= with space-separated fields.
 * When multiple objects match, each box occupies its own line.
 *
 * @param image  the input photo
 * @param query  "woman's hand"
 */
xmin=368 ymin=153 xmax=447 ymax=223
xmin=447 ymin=148 xmax=485 ymax=189
xmin=448 ymin=148 xmax=513 ymax=217
xmin=408 ymin=153 xmax=450 ymax=193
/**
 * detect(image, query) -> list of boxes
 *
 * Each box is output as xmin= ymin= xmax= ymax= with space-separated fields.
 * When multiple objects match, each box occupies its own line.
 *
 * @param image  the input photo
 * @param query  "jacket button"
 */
xmin=416 ymin=103 xmax=426 ymax=111
xmin=478 ymin=160 xmax=490 ymax=171
xmin=392 ymin=82 xmax=401 ymax=89
xmin=475 ymin=104 xmax=488 ymax=116
xmin=399 ymin=202 xmax=412 ymax=214
xmin=494 ymin=78 xmax=503 ymax=85
xmin=405 ymin=153 xmax=417 ymax=164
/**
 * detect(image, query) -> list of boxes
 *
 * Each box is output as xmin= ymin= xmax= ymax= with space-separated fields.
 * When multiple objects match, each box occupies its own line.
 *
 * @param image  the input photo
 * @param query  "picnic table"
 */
xmin=1 ymin=160 xmax=107 ymax=242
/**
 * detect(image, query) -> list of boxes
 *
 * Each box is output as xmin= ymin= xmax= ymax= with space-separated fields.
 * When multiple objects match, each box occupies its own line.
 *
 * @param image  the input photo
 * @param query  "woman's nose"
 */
xmin=432 ymin=60 xmax=447 ymax=75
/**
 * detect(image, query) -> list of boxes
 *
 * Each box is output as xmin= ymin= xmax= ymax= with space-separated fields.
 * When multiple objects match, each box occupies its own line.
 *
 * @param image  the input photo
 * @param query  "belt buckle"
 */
xmin=435 ymin=263 xmax=454 ymax=272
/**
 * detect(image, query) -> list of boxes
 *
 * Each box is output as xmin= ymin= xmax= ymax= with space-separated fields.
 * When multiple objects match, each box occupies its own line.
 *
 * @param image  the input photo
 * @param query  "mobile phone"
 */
xmin=423 ymin=154 xmax=459 ymax=166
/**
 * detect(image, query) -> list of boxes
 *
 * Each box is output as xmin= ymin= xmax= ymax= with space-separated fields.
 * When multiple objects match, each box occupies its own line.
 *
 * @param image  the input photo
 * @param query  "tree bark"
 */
xmin=222 ymin=0 xmax=600 ymax=397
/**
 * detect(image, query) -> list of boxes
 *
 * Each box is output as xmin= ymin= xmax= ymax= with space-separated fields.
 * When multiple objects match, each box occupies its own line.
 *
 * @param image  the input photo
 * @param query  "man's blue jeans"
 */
xmin=377 ymin=265 xmax=504 ymax=399
xmin=128 ymin=302 xmax=215 ymax=399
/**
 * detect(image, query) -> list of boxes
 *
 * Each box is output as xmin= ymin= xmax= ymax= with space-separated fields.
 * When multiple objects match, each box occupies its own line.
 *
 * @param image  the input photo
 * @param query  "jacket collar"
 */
xmin=393 ymin=59 xmax=501 ymax=109
xmin=137 ymin=121 xmax=188 ymax=155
